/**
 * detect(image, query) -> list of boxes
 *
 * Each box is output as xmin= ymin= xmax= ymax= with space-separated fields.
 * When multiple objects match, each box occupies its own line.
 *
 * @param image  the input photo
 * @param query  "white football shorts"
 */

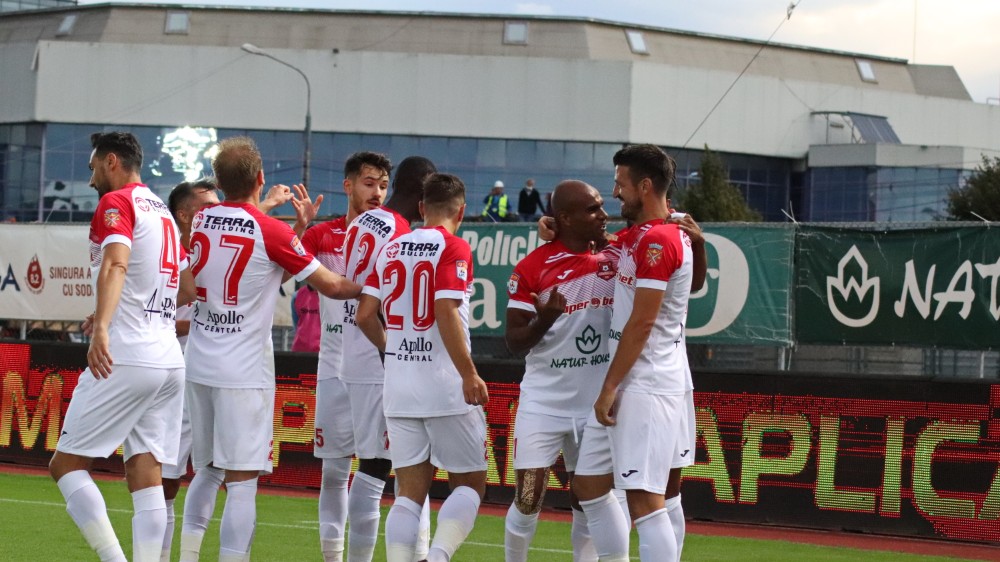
xmin=387 ymin=408 xmax=488 ymax=473
xmin=161 ymin=397 xmax=193 ymax=479
xmin=512 ymin=409 xmax=587 ymax=472
xmin=574 ymin=412 xmax=613 ymax=477
xmin=57 ymin=365 xmax=184 ymax=465
xmin=314 ymin=377 xmax=355 ymax=459
xmin=344 ymin=382 xmax=390 ymax=460
xmin=608 ymin=390 xmax=691 ymax=494
xmin=187 ymin=382 xmax=275 ymax=474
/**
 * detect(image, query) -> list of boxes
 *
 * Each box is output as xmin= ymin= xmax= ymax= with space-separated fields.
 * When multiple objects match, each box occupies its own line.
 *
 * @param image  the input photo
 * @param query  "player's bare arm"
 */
xmin=435 ymin=298 xmax=489 ymax=406
xmin=177 ymin=267 xmax=196 ymax=307
xmin=670 ymin=215 xmax=707 ymax=292
xmin=88 ymin=242 xmax=130 ymax=379
xmin=304 ymin=266 xmax=362 ymax=300
xmin=505 ymin=286 xmax=566 ymax=355
xmin=355 ymin=294 xmax=386 ymax=352
xmin=290 ymin=183 xmax=323 ymax=237
xmin=594 ymin=286 xmax=665 ymax=426
xmin=258 ymin=183 xmax=295 ymax=214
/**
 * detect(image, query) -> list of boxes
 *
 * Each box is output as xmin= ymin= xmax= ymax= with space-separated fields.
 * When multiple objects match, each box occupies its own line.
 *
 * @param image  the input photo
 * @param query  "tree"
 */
xmin=674 ymin=146 xmax=761 ymax=222
xmin=946 ymin=156 xmax=1000 ymax=221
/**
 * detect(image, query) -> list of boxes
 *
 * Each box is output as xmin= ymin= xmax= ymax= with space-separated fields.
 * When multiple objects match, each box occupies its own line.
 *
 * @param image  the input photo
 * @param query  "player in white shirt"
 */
xmin=357 ymin=173 xmax=490 ymax=562
xmin=503 ymin=180 xmax=616 ymax=562
xmin=49 ymin=132 xmax=196 ymax=562
xmin=593 ymin=144 xmax=695 ymax=562
xmin=338 ymin=156 xmax=433 ymax=562
xmin=183 ymin=137 xmax=361 ymax=561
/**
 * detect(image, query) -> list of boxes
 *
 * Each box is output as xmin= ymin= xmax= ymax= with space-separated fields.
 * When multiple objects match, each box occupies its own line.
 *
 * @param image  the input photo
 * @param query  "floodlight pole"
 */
xmin=241 ymin=43 xmax=312 ymax=187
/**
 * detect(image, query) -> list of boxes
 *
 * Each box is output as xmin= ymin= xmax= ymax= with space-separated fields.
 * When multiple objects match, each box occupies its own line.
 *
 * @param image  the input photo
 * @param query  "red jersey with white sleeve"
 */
xmin=89 ymin=184 xmax=187 ymax=369
xmin=362 ymin=226 xmax=474 ymax=417
xmin=609 ymin=220 xmax=693 ymax=395
xmin=185 ymin=202 xmax=320 ymax=389
xmin=301 ymin=217 xmax=349 ymax=381
xmin=506 ymin=240 xmax=620 ymax=417
xmin=340 ymin=207 xmax=411 ymax=384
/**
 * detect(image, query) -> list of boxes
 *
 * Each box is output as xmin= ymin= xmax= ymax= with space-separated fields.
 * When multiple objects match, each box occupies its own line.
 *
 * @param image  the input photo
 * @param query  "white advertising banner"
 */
xmin=0 ymin=224 xmax=294 ymax=326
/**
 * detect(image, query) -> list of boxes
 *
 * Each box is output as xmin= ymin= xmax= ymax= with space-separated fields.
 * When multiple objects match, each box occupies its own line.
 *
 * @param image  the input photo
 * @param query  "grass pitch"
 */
xmin=0 ymin=471 xmax=976 ymax=561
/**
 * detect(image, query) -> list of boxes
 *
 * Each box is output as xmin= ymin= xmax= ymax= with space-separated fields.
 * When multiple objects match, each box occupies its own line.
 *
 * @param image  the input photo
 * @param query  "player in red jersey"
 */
xmin=503 ymin=180 xmax=617 ymax=561
xmin=49 ymin=132 xmax=196 ymax=562
xmin=183 ymin=137 xmax=360 ymax=561
xmin=357 ymin=173 xmax=489 ymax=562
xmin=337 ymin=156 xmax=436 ymax=562
xmin=594 ymin=144 xmax=695 ymax=562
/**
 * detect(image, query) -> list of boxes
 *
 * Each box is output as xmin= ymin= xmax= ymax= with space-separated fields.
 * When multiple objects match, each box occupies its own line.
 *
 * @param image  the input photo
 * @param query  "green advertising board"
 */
xmin=457 ymin=223 xmax=794 ymax=345
xmin=795 ymin=226 xmax=1000 ymax=349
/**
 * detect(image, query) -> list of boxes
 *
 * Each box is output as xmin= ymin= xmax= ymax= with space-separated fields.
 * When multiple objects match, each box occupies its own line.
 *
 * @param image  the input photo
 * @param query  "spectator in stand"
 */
xmin=517 ymin=178 xmax=545 ymax=222
xmin=482 ymin=180 xmax=510 ymax=222
xmin=291 ymin=283 xmax=321 ymax=352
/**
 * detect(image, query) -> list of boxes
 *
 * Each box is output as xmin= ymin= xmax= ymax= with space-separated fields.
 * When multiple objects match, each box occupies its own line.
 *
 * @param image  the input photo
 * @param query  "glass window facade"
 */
xmin=807 ymin=166 xmax=963 ymax=222
xmin=0 ymin=0 xmax=75 ymax=12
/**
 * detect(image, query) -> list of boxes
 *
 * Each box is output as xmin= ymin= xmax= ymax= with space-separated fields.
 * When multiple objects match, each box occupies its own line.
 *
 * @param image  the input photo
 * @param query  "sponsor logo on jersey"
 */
xmin=575 ymin=325 xmax=601 ymax=354
xmin=507 ymin=273 xmax=520 ymax=295
xmin=25 ymin=255 xmax=44 ymax=294
xmin=103 ymin=208 xmax=120 ymax=228
xmin=357 ymin=213 xmax=392 ymax=236
xmin=398 ymin=337 xmax=433 ymax=352
xmin=203 ymin=215 xmax=256 ymax=233
xmin=135 ymin=197 xmax=150 ymax=212
xmin=291 ymin=236 xmax=306 ymax=256
xmin=596 ymin=259 xmax=616 ymax=280
xmin=388 ymin=337 xmax=433 ymax=362
xmin=456 ymin=260 xmax=468 ymax=282
xmin=192 ymin=211 xmax=204 ymax=229
xmin=398 ymin=241 xmax=440 ymax=256
xmin=608 ymin=328 xmax=622 ymax=341
xmin=646 ymin=243 xmax=663 ymax=267
xmin=385 ymin=242 xmax=400 ymax=259
xmin=556 ymin=268 xmax=573 ymax=280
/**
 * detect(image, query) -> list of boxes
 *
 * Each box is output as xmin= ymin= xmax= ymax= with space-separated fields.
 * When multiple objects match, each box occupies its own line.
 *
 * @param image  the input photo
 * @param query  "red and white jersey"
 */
xmin=609 ymin=220 xmax=693 ymax=395
xmin=340 ymin=207 xmax=411 ymax=384
xmin=507 ymin=241 xmax=620 ymax=417
xmin=362 ymin=226 xmax=474 ymax=417
xmin=301 ymin=217 xmax=349 ymax=381
xmin=89 ymin=184 xmax=187 ymax=369
xmin=185 ymin=202 xmax=320 ymax=389
xmin=176 ymin=302 xmax=193 ymax=350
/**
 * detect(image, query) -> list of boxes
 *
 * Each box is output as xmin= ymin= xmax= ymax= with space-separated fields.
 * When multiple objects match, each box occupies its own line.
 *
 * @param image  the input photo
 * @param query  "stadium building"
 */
xmin=1 ymin=3 xmax=998 ymax=223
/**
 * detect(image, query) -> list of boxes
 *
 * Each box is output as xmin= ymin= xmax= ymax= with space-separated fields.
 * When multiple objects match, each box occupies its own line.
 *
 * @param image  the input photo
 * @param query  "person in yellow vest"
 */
xmin=482 ymin=180 xmax=510 ymax=222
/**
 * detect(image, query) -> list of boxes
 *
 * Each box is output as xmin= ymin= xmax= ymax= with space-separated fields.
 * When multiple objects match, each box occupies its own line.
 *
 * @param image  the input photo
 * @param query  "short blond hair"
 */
xmin=212 ymin=136 xmax=262 ymax=200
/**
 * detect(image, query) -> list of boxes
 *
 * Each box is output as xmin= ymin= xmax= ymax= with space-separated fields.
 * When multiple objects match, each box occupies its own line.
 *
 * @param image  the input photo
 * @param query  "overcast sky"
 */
xmin=82 ymin=0 xmax=1000 ymax=103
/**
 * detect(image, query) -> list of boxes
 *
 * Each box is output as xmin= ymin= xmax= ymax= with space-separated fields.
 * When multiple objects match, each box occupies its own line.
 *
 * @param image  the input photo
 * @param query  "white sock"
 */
xmin=384 ymin=496 xmax=422 ymax=562
xmin=613 ymin=488 xmax=631 ymax=527
xmin=320 ymin=457 xmax=352 ymax=562
xmin=579 ymin=492 xmax=629 ymax=562
xmin=180 ymin=467 xmax=224 ymax=561
xmin=57 ymin=470 xmax=126 ymax=562
xmin=416 ymin=495 xmax=432 ymax=561
xmin=161 ymin=498 xmax=175 ymax=562
xmin=635 ymin=508 xmax=676 ymax=562
xmin=428 ymin=486 xmax=480 ymax=562
xmin=571 ymin=508 xmax=598 ymax=562
xmin=666 ymin=495 xmax=685 ymax=560
xmin=504 ymin=503 xmax=539 ymax=562
xmin=220 ymin=478 xmax=258 ymax=559
xmin=347 ymin=471 xmax=385 ymax=562
xmin=132 ymin=486 xmax=167 ymax=562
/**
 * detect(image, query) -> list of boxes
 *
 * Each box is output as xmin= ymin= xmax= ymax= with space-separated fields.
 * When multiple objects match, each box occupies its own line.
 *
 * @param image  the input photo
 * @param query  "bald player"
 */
xmin=504 ymin=180 xmax=617 ymax=561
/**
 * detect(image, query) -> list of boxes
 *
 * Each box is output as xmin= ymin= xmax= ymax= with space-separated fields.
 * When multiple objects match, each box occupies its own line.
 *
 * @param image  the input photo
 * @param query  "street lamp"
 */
xmin=241 ymin=42 xmax=312 ymax=188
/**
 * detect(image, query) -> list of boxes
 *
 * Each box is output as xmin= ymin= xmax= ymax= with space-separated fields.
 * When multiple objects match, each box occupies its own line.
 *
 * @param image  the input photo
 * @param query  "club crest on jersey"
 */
xmin=134 ymin=197 xmax=150 ymax=212
xmin=456 ymin=260 xmax=468 ymax=282
xmin=596 ymin=259 xmax=616 ymax=280
xmin=646 ymin=244 xmax=663 ymax=267
xmin=290 ymin=236 xmax=307 ymax=256
xmin=103 ymin=208 xmax=120 ymax=228
xmin=386 ymin=242 xmax=400 ymax=259
xmin=507 ymin=273 xmax=520 ymax=295
xmin=192 ymin=211 xmax=203 ymax=229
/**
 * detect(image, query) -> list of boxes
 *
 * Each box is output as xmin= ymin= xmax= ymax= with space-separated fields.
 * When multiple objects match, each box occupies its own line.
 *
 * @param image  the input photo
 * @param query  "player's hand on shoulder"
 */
xmin=463 ymin=374 xmax=490 ymax=407
xmin=668 ymin=213 xmax=704 ymax=246
xmin=532 ymin=286 xmax=566 ymax=324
